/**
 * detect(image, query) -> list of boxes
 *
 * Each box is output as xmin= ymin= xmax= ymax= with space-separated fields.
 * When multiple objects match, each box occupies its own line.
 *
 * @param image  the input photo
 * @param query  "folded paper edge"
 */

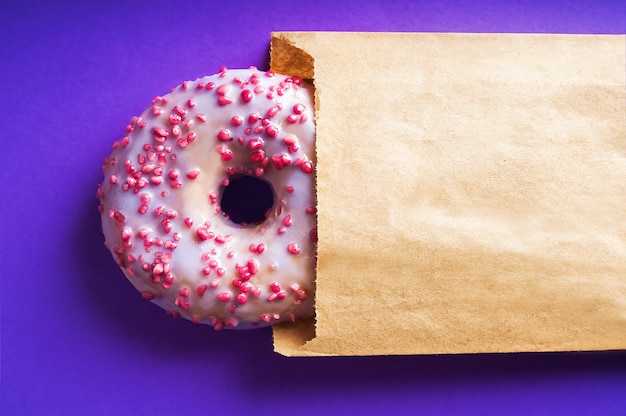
xmin=269 ymin=33 xmax=315 ymax=80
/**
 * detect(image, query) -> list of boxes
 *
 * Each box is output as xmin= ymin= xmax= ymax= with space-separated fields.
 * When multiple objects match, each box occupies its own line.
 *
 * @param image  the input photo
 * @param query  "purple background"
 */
xmin=2 ymin=1 xmax=625 ymax=415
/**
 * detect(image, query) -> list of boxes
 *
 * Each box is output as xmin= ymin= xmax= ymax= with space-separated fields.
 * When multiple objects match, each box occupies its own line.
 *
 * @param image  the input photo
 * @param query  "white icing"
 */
xmin=98 ymin=68 xmax=316 ymax=329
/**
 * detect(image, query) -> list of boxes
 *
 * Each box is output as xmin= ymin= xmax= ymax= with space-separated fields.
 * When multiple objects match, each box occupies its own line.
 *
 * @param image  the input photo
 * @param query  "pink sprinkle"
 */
xmin=266 ymin=106 xmax=280 ymax=118
xmin=197 ymin=227 xmax=210 ymax=241
xmin=184 ymin=217 xmax=193 ymax=227
xmin=240 ymin=282 xmax=252 ymax=293
xmin=247 ymin=259 xmax=259 ymax=274
xmin=248 ymin=138 xmax=264 ymax=149
xmin=287 ymin=243 xmax=300 ymax=255
xmin=141 ymin=291 xmax=155 ymax=300
xmin=217 ymin=129 xmax=232 ymax=141
xmin=286 ymin=185 xmax=294 ymax=193
xmin=216 ymin=292 xmax=231 ymax=303
xmin=110 ymin=210 xmax=125 ymax=223
xmin=248 ymin=112 xmax=260 ymax=124
xmin=241 ymin=89 xmax=253 ymax=102
xmin=217 ymin=84 xmax=230 ymax=95
xmin=152 ymin=126 xmax=169 ymax=138
xmin=250 ymin=150 xmax=265 ymax=163
xmin=282 ymin=215 xmax=292 ymax=227
xmin=300 ymin=160 xmax=314 ymax=174
xmin=271 ymin=153 xmax=291 ymax=170
xmin=256 ymin=243 xmax=265 ymax=253
xmin=293 ymin=103 xmax=306 ymax=114
xmin=169 ymin=114 xmax=181 ymax=125
xmin=196 ymin=114 xmax=207 ymax=122
xmin=265 ymin=125 xmax=278 ymax=138
xmin=218 ymin=96 xmax=233 ymax=106
xmin=197 ymin=284 xmax=208 ymax=297
xmin=121 ymin=227 xmax=132 ymax=240
xmin=141 ymin=164 xmax=154 ymax=174
xmin=187 ymin=170 xmax=199 ymax=179
xmin=270 ymin=282 xmax=281 ymax=293
xmin=237 ymin=293 xmax=248 ymax=304
xmin=231 ymin=115 xmax=243 ymax=126
xmin=219 ymin=147 xmax=233 ymax=162
xmin=214 ymin=235 xmax=226 ymax=244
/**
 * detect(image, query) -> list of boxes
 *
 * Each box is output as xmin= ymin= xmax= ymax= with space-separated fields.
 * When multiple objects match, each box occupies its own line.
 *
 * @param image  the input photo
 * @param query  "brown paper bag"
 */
xmin=270 ymin=32 xmax=626 ymax=356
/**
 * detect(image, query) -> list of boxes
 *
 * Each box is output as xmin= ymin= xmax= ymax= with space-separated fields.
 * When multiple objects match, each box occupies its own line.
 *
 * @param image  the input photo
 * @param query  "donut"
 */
xmin=96 ymin=67 xmax=316 ymax=329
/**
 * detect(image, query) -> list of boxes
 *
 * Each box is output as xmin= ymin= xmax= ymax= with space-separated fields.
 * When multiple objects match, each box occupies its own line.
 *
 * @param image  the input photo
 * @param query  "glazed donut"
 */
xmin=97 ymin=67 xmax=316 ymax=329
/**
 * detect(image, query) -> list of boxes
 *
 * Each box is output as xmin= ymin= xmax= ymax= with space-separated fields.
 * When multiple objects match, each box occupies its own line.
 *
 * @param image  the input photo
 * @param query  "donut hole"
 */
xmin=220 ymin=175 xmax=275 ymax=226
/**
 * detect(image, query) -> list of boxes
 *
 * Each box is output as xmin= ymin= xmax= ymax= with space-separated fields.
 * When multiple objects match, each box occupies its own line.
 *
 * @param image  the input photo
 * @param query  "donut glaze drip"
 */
xmin=97 ymin=67 xmax=316 ymax=329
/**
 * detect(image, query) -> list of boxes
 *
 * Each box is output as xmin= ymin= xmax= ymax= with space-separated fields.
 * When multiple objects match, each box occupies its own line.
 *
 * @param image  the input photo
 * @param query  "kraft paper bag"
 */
xmin=269 ymin=32 xmax=626 ymax=356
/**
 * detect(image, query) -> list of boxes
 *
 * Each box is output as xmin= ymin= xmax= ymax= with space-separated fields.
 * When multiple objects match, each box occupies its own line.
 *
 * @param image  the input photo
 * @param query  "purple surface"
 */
xmin=1 ymin=1 xmax=625 ymax=415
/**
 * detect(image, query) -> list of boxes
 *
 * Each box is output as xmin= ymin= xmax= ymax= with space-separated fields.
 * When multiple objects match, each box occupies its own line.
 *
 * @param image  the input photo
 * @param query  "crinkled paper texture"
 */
xmin=270 ymin=32 xmax=626 ymax=356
